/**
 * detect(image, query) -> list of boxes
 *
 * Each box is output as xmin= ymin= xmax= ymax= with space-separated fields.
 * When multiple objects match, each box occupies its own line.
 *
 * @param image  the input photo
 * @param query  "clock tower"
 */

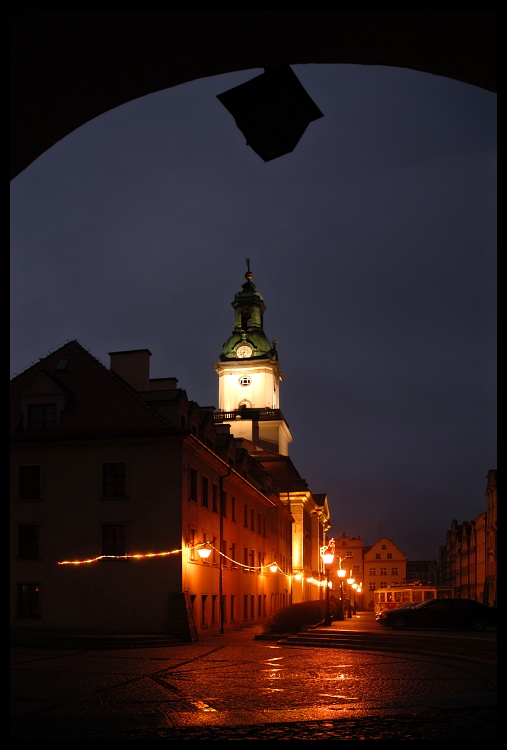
xmin=213 ymin=264 xmax=293 ymax=455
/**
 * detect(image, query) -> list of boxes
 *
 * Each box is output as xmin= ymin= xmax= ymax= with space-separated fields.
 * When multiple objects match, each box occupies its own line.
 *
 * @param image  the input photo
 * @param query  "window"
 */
xmin=353 ymin=565 xmax=361 ymax=574
xmin=102 ymin=524 xmax=125 ymax=556
xmin=202 ymin=477 xmax=209 ymax=508
xmin=369 ymin=568 xmax=376 ymax=575
xmin=19 ymin=465 xmax=41 ymax=500
xmin=231 ymin=595 xmax=236 ymax=622
xmin=251 ymin=508 xmax=255 ymax=530
xmin=258 ymin=595 xmax=262 ymax=617
xmin=189 ymin=528 xmax=196 ymax=561
xmin=369 ymin=582 xmax=376 ymax=591
xmin=346 ymin=551 xmax=353 ymax=558
xmin=381 ymin=544 xmax=386 ymax=550
xmin=212 ymin=536 xmax=217 ymax=565
xmin=380 ymin=567 xmax=387 ymax=575
xmin=387 ymin=553 xmax=393 ymax=559
xmin=250 ymin=595 xmax=255 ymax=619
xmin=102 ymin=463 xmax=126 ymax=498
xmin=201 ymin=595 xmax=207 ymax=627
xmin=263 ymin=516 xmax=267 ymax=537
xmin=375 ymin=553 xmax=381 ymax=559
xmin=258 ymin=513 xmax=261 ymax=534
xmin=250 ymin=548 xmax=255 ymax=573
xmin=222 ymin=491 xmax=228 ymax=517
xmin=212 ymin=595 xmax=217 ymax=625
xmin=231 ymin=496 xmax=237 ymax=522
xmin=243 ymin=547 xmax=249 ymax=571
xmin=212 ymin=484 xmax=218 ymax=513
xmin=243 ymin=595 xmax=248 ymax=619
xmin=380 ymin=581 xmax=387 ymax=588
xmin=18 ymin=583 xmax=41 ymax=617
xmin=27 ymin=403 xmax=57 ymax=429
xmin=189 ymin=469 xmax=198 ymax=502
xmin=55 ymin=359 xmax=69 ymax=371
xmin=341 ymin=541 xmax=347 ymax=546
xmin=18 ymin=525 xmax=40 ymax=559
xmin=222 ymin=595 xmax=227 ymax=623
xmin=222 ymin=539 xmax=228 ymax=566
xmin=244 ymin=504 xmax=249 ymax=527
xmin=231 ymin=543 xmax=237 ymax=568
xmin=391 ymin=567 xmax=399 ymax=575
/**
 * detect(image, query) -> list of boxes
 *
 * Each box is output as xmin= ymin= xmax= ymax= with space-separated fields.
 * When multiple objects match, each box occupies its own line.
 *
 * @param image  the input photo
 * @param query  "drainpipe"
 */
xmin=219 ymin=468 xmax=231 ymax=634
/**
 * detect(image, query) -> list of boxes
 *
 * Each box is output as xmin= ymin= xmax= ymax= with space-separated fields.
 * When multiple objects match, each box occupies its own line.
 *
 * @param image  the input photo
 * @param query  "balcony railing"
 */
xmin=213 ymin=408 xmax=286 ymax=423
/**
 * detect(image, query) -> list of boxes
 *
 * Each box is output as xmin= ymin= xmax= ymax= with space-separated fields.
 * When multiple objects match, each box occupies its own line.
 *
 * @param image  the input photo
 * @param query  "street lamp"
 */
xmin=347 ymin=576 xmax=355 ymax=618
xmin=321 ymin=542 xmax=335 ymax=627
xmin=196 ymin=543 xmax=212 ymax=560
xmin=336 ymin=568 xmax=346 ymax=621
xmin=216 ymin=65 xmax=324 ymax=163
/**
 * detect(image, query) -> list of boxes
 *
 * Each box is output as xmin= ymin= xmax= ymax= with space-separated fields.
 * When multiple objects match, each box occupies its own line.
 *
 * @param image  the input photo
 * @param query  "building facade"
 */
xmin=11 ymin=269 xmax=330 ymax=638
xmin=438 ymin=470 xmax=496 ymax=606
xmin=362 ymin=537 xmax=407 ymax=611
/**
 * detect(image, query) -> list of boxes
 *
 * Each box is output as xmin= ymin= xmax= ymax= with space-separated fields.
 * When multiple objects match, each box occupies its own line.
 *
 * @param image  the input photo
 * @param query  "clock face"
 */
xmin=236 ymin=345 xmax=253 ymax=359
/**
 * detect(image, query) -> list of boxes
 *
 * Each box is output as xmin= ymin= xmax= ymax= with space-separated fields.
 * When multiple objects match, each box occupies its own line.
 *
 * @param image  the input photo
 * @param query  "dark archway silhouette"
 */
xmin=10 ymin=10 xmax=496 ymax=180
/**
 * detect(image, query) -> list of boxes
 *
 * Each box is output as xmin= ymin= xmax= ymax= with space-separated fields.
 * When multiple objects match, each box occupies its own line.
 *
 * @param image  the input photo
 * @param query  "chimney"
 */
xmin=149 ymin=377 xmax=179 ymax=391
xmin=109 ymin=349 xmax=152 ymax=392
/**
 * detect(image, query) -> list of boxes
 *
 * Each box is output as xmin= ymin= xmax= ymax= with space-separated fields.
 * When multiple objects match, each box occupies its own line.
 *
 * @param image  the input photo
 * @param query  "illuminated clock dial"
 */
xmin=236 ymin=345 xmax=253 ymax=359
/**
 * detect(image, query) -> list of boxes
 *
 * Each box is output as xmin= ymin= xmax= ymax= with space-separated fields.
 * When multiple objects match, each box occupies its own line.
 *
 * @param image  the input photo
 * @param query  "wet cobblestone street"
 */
xmin=11 ymin=615 xmax=497 ymax=740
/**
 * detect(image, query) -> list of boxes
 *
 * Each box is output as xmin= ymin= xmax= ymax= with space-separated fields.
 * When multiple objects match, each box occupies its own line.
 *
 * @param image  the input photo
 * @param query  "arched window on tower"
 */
xmin=241 ymin=308 xmax=252 ymax=330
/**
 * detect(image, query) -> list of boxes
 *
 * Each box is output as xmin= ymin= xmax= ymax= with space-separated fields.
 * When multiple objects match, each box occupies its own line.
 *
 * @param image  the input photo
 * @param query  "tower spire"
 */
xmin=245 ymin=257 xmax=253 ymax=281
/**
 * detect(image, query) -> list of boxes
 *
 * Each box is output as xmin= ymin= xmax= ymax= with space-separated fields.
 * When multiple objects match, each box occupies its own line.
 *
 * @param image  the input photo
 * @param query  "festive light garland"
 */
xmin=57 ymin=544 xmax=353 ymax=591
xmin=57 ymin=549 xmax=182 ymax=565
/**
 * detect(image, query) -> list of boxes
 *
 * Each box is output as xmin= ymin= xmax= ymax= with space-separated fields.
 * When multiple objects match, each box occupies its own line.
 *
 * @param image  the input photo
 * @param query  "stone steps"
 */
xmin=276 ymin=630 xmax=497 ymax=665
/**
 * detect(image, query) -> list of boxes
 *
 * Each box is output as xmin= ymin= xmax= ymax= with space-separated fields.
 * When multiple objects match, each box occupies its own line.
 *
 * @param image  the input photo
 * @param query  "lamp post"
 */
xmin=346 ymin=576 xmax=355 ymax=618
xmin=336 ymin=568 xmax=346 ymax=621
xmin=351 ymin=582 xmax=358 ymax=615
xmin=321 ymin=542 xmax=335 ymax=627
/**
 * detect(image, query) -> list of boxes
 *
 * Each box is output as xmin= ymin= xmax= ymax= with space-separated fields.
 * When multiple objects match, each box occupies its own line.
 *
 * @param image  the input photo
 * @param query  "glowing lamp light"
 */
xmin=337 ymin=569 xmax=346 ymax=579
xmin=294 ymin=573 xmax=302 ymax=581
xmin=347 ymin=578 xmax=355 ymax=585
xmin=270 ymin=564 xmax=278 ymax=573
xmin=322 ymin=551 xmax=334 ymax=566
xmin=352 ymin=583 xmax=358 ymax=590
xmin=197 ymin=543 xmax=212 ymax=560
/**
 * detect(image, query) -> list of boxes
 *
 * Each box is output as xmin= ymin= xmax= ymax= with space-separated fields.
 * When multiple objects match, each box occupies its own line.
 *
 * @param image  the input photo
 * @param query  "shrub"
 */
xmin=262 ymin=598 xmax=341 ymax=635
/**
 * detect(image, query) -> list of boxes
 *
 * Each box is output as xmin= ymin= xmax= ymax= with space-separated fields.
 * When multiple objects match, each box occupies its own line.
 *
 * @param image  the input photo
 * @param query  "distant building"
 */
xmin=362 ymin=538 xmax=407 ymax=611
xmin=438 ymin=470 xmax=496 ymax=606
xmin=405 ymin=560 xmax=437 ymax=585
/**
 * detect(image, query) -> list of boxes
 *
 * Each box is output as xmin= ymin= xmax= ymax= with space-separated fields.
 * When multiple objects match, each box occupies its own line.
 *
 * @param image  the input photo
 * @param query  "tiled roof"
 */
xmin=139 ymin=390 xmax=184 ymax=402
xmin=10 ymin=340 xmax=181 ymax=440
xmin=254 ymin=454 xmax=308 ymax=492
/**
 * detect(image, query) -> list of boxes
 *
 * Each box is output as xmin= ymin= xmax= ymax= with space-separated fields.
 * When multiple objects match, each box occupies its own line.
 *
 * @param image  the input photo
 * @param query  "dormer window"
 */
xmin=20 ymin=371 xmax=70 ymax=430
xmin=27 ymin=403 xmax=57 ymax=430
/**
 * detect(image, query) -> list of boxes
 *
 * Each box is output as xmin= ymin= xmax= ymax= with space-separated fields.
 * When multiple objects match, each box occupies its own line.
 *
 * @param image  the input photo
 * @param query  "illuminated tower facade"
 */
xmin=213 ymin=264 xmax=293 ymax=455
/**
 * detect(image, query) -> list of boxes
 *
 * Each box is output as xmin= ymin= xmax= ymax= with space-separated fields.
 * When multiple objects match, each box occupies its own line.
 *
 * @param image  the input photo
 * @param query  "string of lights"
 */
xmin=57 ymin=543 xmax=302 ymax=583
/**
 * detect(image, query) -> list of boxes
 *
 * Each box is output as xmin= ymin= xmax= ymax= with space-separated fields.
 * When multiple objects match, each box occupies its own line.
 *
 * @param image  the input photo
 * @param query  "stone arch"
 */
xmin=11 ymin=11 xmax=496 ymax=180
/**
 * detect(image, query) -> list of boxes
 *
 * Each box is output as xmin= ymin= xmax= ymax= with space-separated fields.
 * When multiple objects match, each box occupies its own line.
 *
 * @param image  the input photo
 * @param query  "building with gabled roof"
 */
xmin=11 ymin=267 xmax=331 ymax=638
xmin=11 ymin=339 xmax=294 ymax=639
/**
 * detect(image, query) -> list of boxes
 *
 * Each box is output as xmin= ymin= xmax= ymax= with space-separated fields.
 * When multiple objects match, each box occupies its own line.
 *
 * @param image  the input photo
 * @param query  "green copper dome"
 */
xmin=220 ymin=267 xmax=278 ymax=362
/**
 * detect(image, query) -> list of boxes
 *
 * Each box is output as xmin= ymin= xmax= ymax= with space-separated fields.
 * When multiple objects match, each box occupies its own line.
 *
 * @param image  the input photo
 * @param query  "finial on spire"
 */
xmin=245 ymin=257 xmax=253 ymax=281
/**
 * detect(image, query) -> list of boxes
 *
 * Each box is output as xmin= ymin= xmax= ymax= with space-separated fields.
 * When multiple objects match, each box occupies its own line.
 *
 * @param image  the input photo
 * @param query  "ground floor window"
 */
xmin=18 ymin=583 xmax=40 ymax=618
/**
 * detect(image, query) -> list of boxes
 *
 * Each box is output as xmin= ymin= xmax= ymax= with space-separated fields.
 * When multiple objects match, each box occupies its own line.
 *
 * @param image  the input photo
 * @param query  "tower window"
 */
xmin=239 ymin=376 xmax=251 ymax=386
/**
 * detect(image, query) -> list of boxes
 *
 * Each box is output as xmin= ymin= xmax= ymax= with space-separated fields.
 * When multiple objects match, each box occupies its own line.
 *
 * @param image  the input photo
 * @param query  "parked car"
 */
xmin=378 ymin=598 xmax=497 ymax=631
xmin=375 ymin=602 xmax=418 ymax=621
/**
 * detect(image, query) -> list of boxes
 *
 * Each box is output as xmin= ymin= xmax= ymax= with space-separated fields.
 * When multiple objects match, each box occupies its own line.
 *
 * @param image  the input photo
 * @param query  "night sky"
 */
xmin=10 ymin=64 xmax=496 ymax=561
